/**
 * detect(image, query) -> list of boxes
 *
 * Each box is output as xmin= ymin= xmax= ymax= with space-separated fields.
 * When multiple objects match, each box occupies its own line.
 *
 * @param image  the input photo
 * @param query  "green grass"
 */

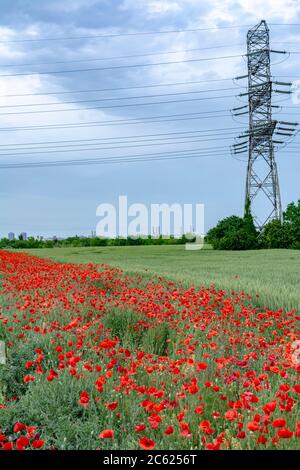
xmin=23 ymin=245 xmax=300 ymax=312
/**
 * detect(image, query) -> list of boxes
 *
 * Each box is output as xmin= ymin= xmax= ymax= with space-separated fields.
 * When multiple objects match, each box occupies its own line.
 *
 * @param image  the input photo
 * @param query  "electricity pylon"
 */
xmin=232 ymin=20 xmax=298 ymax=230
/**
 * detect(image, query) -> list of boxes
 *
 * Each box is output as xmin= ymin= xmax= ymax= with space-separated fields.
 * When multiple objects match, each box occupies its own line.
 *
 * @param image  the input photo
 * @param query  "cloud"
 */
xmin=0 ymin=0 xmax=299 ymax=237
xmin=44 ymin=0 xmax=103 ymax=14
xmin=146 ymin=1 xmax=182 ymax=15
xmin=120 ymin=0 xmax=182 ymax=16
xmin=193 ymin=0 xmax=300 ymax=28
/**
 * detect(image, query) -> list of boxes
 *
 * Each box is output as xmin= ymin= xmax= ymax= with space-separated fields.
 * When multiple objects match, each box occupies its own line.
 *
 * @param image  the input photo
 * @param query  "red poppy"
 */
xmin=135 ymin=424 xmax=146 ymax=433
xmin=139 ymin=437 xmax=156 ymax=450
xmin=164 ymin=425 xmax=174 ymax=435
xmin=32 ymin=439 xmax=45 ymax=449
xmin=24 ymin=375 xmax=34 ymax=384
xmin=257 ymin=435 xmax=268 ymax=445
xmin=277 ymin=428 xmax=293 ymax=439
xmin=194 ymin=405 xmax=204 ymax=415
xmin=2 ymin=441 xmax=14 ymax=450
xmin=16 ymin=436 xmax=30 ymax=450
xmin=224 ymin=410 xmax=238 ymax=421
xmin=99 ymin=429 xmax=114 ymax=439
xmin=199 ymin=420 xmax=214 ymax=435
xmin=13 ymin=422 xmax=26 ymax=433
xmin=79 ymin=391 xmax=90 ymax=408
xmin=247 ymin=421 xmax=259 ymax=432
xmin=272 ymin=418 xmax=286 ymax=428
xmin=199 ymin=420 xmax=211 ymax=431
xmin=180 ymin=423 xmax=191 ymax=437
xmin=148 ymin=413 xmax=161 ymax=429
xmin=26 ymin=426 xmax=37 ymax=438
xmin=263 ymin=401 xmax=276 ymax=414
xmin=106 ymin=401 xmax=118 ymax=411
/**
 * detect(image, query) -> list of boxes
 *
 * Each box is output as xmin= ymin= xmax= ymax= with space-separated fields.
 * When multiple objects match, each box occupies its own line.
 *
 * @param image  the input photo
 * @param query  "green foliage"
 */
xmin=206 ymin=198 xmax=300 ymax=251
xmin=0 ymin=372 xmax=105 ymax=450
xmin=283 ymin=199 xmax=300 ymax=249
xmin=141 ymin=323 xmax=170 ymax=356
xmin=102 ymin=308 xmax=144 ymax=347
xmin=259 ymin=220 xmax=292 ymax=248
xmin=0 ymin=234 xmax=196 ymax=250
xmin=103 ymin=307 xmax=170 ymax=355
xmin=259 ymin=200 xmax=300 ymax=249
xmin=206 ymin=205 xmax=258 ymax=250
xmin=0 ymin=335 xmax=47 ymax=399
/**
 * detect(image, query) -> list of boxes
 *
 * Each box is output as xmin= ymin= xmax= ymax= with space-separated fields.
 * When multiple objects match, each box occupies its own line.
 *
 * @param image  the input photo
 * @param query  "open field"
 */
xmin=0 ymin=250 xmax=299 ymax=450
xmin=24 ymin=246 xmax=300 ymax=312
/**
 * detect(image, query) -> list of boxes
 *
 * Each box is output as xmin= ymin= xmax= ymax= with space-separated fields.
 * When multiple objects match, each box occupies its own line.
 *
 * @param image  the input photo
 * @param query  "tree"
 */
xmin=206 ymin=201 xmax=258 ymax=250
xmin=206 ymin=215 xmax=257 ymax=250
xmin=283 ymin=199 xmax=300 ymax=249
xmin=259 ymin=220 xmax=292 ymax=248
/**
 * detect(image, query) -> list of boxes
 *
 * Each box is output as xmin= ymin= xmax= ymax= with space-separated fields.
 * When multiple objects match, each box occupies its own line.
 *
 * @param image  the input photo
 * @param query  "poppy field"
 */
xmin=0 ymin=250 xmax=299 ymax=450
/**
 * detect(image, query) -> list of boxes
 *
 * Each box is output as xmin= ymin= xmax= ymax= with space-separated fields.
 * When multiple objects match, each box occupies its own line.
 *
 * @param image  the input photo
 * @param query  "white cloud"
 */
xmin=45 ymin=0 xmax=102 ymax=13
xmin=193 ymin=0 xmax=300 ymax=28
xmin=120 ymin=0 xmax=182 ymax=16
xmin=147 ymin=1 xmax=182 ymax=14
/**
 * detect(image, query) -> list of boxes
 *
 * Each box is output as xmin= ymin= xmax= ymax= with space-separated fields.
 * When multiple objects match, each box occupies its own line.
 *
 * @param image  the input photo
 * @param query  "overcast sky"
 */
xmin=0 ymin=0 xmax=299 ymax=238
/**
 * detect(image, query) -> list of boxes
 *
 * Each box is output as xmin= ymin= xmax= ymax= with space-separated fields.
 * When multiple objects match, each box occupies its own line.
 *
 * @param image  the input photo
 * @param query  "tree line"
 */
xmin=206 ymin=199 xmax=300 ymax=250
xmin=0 ymin=234 xmax=196 ymax=249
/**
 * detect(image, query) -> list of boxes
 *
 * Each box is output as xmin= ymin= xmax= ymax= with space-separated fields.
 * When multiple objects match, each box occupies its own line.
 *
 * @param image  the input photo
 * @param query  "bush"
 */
xmin=259 ymin=220 xmax=293 ymax=248
xmin=283 ymin=199 xmax=300 ymax=249
xmin=206 ymin=203 xmax=258 ymax=250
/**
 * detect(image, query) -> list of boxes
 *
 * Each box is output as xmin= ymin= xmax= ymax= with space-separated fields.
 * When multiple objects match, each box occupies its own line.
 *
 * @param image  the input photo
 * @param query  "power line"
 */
xmin=0 ymin=23 xmax=296 ymax=45
xmin=0 ymin=110 xmax=233 ymax=132
xmin=0 ymin=77 xmax=236 ymax=98
xmin=0 ymin=44 xmax=244 ymax=68
xmin=0 ymin=25 xmax=252 ymax=44
xmin=0 ymin=153 xmax=228 ymax=170
xmin=269 ymin=23 xmax=300 ymax=26
xmin=0 ymin=126 xmax=243 ymax=147
xmin=0 ymin=136 xmax=238 ymax=157
xmin=0 ymin=87 xmax=239 ymax=109
xmin=0 ymin=54 xmax=244 ymax=77
xmin=0 ymin=95 xmax=237 ymax=116
xmin=0 ymin=115 xmax=232 ymax=132
xmin=0 ymin=148 xmax=229 ymax=170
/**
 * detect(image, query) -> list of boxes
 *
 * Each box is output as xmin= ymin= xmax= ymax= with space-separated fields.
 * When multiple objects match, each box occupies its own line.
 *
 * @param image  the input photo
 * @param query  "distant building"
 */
xmin=20 ymin=232 xmax=27 ymax=240
xmin=8 ymin=232 xmax=15 ymax=241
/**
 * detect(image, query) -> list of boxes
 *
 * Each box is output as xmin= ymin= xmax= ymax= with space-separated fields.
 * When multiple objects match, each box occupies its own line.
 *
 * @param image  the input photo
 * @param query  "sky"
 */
xmin=0 ymin=0 xmax=299 ymax=238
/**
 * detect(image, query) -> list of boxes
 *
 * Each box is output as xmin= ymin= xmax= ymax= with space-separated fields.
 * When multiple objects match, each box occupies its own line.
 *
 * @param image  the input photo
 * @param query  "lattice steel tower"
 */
xmin=245 ymin=20 xmax=282 ymax=229
xmin=232 ymin=21 xmax=298 ymax=229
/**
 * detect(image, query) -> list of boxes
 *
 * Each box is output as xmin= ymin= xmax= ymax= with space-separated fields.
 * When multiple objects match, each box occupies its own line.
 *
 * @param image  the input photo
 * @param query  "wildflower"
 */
xmin=148 ymin=414 xmax=161 ymax=429
xmin=24 ymin=375 xmax=34 ymax=384
xmin=13 ymin=422 xmax=26 ymax=433
xmin=247 ymin=421 xmax=259 ymax=432
xmin=224 ymin=410 xmax=238 ymax=421
xmin=106 ymin=401 xmax=118 ymax=411
xmin=135 ymin=424 xmax=146 ymax=433
xmin=139 ymin=437 xmax=156 ymax=450
xmin=2 ymin=442 xmax=14 ymax=450
xmin=164 ymin=425 xmax=174 ymax=435
xmin=16 ymin=436 xmax=30 ymax=450
xmin=277 ymin=428 xmax=293 ymax=439
xmin=99 ymin=429 xmax=114 ymax=439
xmin=272 ymin=418 xmax=286 ymax=428
xmin=79 ymin=391 xmax=90 ymax=408
xmin=292 ymin=385 xmax=300 ymax=394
